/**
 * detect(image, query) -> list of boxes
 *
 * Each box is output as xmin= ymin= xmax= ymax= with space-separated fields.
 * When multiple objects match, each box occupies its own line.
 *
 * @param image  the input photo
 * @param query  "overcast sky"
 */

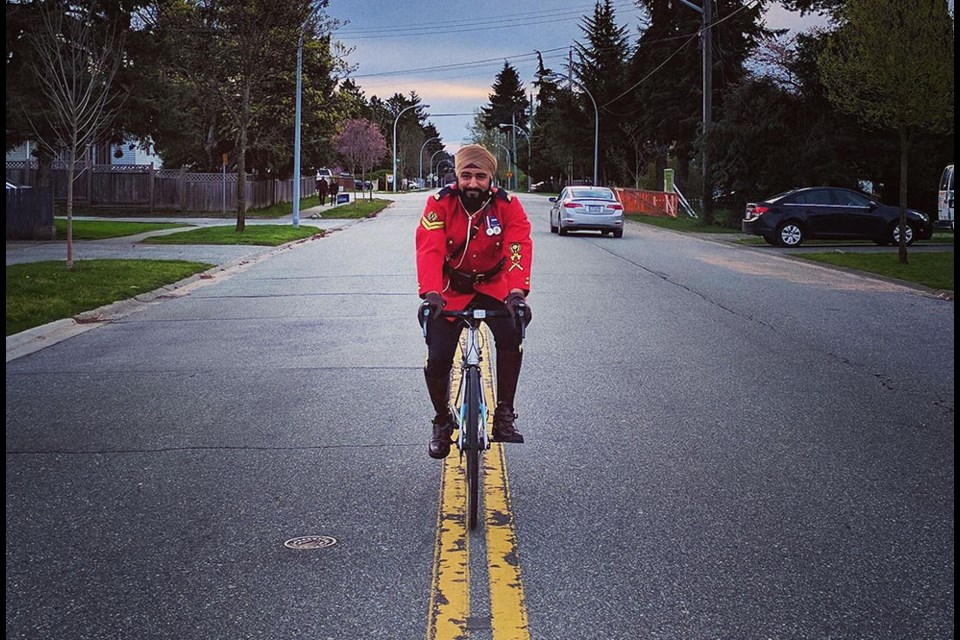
xmin=325 ymin=1 xmax=830 ymax=157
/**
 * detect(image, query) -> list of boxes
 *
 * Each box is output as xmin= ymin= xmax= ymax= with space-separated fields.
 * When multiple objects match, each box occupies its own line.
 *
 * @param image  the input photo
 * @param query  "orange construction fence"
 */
xmin=612 ymin=188 xmax=678 ymax=218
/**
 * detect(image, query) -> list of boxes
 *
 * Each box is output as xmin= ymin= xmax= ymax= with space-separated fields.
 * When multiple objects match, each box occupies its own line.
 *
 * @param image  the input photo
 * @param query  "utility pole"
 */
xmin=677 ymin=0 xmax=713 ymax=224
xmin=702 ymin=0 xmax=713 ymax=225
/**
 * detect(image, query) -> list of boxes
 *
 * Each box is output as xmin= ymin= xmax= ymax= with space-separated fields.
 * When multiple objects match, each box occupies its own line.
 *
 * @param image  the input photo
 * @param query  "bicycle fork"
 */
xmin=455 ymin=329 xmax=490 ymax=454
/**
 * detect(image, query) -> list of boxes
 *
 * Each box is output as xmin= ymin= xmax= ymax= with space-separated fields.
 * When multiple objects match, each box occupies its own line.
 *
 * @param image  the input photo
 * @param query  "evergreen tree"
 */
xmin=480 ymin=61 xmax=530 ymax=131
xmin=629 ymin=0 xmax=770 ymax=201
xmin=573 ymin=0 xmax=632 ymax=185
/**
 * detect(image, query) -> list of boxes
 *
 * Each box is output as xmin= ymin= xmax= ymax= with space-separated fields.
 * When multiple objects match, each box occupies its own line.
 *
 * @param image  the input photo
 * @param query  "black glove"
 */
xmin=504 ymin=291 xmax=532 ymax=326
xmin=418 ymin=292 xmax=445 ymax=326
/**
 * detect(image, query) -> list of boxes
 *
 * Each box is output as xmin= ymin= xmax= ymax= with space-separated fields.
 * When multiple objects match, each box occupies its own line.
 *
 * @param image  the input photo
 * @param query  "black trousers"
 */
xmin=424 ymin=293 xmax=520 ymax=378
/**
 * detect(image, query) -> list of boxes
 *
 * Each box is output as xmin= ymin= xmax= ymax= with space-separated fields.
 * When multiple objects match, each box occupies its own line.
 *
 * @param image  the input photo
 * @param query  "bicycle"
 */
xmin=421 ymin=305 xmax=526 ymax=531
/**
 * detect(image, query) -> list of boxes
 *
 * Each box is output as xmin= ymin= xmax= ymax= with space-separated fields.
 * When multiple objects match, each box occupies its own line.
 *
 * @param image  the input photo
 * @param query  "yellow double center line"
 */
xmin=426 ymin=331 xmax=530 ymax=640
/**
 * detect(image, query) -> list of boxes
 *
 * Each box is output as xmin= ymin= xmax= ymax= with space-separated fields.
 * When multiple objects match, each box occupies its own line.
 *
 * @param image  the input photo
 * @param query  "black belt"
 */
xmin=444 ymin=257 xmax=506 ymax=292
xmin=445 ymin=257 xmax=506 ymax=282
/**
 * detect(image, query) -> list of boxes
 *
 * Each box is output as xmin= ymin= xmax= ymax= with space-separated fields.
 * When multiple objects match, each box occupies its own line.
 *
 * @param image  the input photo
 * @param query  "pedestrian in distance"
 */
xmin=317 ymin=176 xmax=329 ymax=205
xmin=330 ymin=178 xmax=340 ymax=204
xmin=415 ymin=144 xmax=533 ymax=459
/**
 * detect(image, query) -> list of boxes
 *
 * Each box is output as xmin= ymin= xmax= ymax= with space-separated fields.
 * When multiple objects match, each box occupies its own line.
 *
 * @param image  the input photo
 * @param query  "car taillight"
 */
xmin=609 ymin=203 xmax=623 ymax=210
xmin=563 ymin=202 xmax=581 ymax=209
xmin=751 ymin=205 xmax=769 ymax=215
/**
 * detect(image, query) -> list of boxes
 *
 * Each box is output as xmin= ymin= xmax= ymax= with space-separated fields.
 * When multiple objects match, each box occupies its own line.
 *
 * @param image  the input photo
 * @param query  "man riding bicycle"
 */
xmin=415 ymin=144 xmax=533 ymax=459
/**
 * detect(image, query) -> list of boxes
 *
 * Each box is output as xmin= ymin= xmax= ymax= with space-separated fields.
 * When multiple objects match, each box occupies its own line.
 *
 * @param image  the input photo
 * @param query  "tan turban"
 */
xmin=455 ymin=144 xmax=497 ymax=176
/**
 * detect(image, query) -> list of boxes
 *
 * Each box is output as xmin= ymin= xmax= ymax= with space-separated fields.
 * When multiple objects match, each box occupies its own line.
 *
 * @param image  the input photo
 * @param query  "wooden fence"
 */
xmin=6 ymin=187 xmax=55 ymax=240
xmin=5 ymin=161 xmax=315 ymax=213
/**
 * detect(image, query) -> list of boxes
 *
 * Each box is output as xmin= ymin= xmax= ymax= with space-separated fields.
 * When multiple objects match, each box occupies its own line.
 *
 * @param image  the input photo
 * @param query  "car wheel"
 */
xmin=550 ymin=215 xmax=558 ymax=233
xmin=613 ymin=229 xmax=623 ymax=238
xmin=558 ymin=222 xmax=568 ymax=236
xmin=890 ymin=222 xmax=915 ymax=246
xmin=776 ymin=222 xmax=804 ymax=247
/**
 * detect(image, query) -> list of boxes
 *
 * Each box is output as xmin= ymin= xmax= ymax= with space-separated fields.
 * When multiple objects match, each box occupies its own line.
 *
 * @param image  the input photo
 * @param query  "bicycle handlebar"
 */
xmin=420 ymin=305 xmax=527 ymax=342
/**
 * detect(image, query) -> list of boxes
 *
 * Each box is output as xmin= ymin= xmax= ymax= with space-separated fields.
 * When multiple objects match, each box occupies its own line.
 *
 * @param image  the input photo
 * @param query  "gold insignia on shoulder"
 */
xmin=420 ymin=211 xmax=444 ymax=231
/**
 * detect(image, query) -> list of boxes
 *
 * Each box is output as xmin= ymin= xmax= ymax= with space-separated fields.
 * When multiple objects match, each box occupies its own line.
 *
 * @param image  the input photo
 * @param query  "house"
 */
xmin=5 ymin=137 xmax=163 ymax=168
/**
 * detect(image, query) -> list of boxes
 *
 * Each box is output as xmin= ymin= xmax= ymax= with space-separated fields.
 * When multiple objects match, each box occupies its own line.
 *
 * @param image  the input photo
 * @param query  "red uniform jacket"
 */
xmin=416 ymin=186 xmax=532 ymax=311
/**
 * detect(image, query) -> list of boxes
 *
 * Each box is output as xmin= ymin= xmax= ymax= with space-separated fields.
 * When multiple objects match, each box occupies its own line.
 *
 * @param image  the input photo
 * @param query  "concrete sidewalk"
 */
xmin=5 ymin=203 xmax=373 ymax=362
xmin=5 ymin=204 xmax=364 ymax=267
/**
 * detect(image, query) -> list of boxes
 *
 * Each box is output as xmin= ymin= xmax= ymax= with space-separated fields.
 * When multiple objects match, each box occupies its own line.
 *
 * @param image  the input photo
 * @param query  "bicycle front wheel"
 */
xmin=464 ymin=367 xmax=482 ymax=531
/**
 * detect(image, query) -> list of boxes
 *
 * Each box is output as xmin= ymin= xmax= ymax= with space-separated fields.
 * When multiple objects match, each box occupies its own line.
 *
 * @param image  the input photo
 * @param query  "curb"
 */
xmin=5 ymin=233 xmax=324 ymax=363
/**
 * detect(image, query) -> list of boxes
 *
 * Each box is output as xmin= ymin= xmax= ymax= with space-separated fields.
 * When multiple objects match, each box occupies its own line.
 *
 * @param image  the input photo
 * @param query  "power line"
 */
xmin=335 ymin=1 xmax=638 ymax=37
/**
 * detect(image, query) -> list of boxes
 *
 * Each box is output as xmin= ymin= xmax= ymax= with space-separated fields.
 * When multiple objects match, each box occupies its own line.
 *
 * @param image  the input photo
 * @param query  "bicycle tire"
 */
xmin=464 ymin=367 xmax=482 ymax=531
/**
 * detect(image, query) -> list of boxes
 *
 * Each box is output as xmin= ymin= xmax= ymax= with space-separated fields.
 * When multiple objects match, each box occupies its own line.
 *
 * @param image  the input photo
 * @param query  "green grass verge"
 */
xmin=6 ymin=259 xmax=213 ymax=336
xmin=310 ymin=197 xmax=392 ymax=219
xmin=796 ymin=251 xmax=953 ymax=291
xmin=626 ymin=212 xmax=743 ymax=234
xmin=55 ymin=218 xmax=192 ymax=240
xmin=53 ymin=194 xmax=393 ymax=220
xmin=737 ymin=231 xmax=955 ymax=246
xmin=141 ymin=224 xmax=323 ymax=246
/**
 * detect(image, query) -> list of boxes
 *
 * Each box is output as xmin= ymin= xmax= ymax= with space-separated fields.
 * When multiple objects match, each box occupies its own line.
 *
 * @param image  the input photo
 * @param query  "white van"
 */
xmin=938 ymin=164 xmax=954 ymax=229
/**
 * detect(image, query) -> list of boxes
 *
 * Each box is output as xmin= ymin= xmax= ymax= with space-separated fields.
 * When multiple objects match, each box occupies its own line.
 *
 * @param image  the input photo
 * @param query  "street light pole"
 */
xmin=499 ymin=123 xmax=531 ymax=192
xmin=292 ymin=28 xmax=306 ymax=228
xmin=493 ymin=142 xmax=512 ymax=186
xmin=393 ymin=104 xmax=430 ymax=193
xmin=546 ymin=72 xmax=597 ymax=186
xmin=429 ymin=148 xmax=445 ymax=187
xmin=419 ymin=136 xmax=440 ymax=187
xmin=677 ymin=0 xmax=712 ymax=222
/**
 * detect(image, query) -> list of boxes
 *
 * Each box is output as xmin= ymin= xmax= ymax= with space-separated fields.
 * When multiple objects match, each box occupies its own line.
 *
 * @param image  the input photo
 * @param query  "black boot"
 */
xmin=492 ymin=404 xmax=524 ymax=443
xmin=492 ymin=351 xmax=525 ymax=443
xmin=425 ymin=371 xmax=456 ymax=459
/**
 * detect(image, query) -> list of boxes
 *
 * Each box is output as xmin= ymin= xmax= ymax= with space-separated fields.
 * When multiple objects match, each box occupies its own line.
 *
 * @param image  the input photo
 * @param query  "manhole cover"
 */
xmin=284 ymin=535 xmax=337 ymax=550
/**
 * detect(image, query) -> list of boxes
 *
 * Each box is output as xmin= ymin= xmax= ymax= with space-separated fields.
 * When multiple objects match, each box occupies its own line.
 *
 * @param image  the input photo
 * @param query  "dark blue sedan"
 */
xmin=741 ymin=187 xmax=933 ymax=247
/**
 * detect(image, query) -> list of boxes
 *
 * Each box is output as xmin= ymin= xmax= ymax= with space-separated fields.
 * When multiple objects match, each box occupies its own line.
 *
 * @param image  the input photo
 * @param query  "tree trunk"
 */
xmin=65 ymin=139 xmax=76 ymax=269
xmin=236 ymin=126 xmax=246 ymax=232
xmin=897 ymin=127 xmax=911 ymax=265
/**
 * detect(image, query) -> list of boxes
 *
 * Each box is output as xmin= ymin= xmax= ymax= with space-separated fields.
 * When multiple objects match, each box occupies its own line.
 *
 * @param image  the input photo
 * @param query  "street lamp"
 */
xmin=493 ymin=142 xmax=512 ymax=186
xmin=393 ymin=104 xmax=430 ymax=192
xmin=545 ymin=72 xmax=598 ymax=186
xmin=436 ymin=160 xmax=451 ymax=186
xmin=419 ymin=136 xmax=440 ymax=186
xmin=291 ymin=7 xmax=323 ymax=228
xmin=675 ymin=0 xmax=713 ymax=222
xmin=429 ymin=148 xmax=446 ymax=187
xmin=499 ymin=123 xmax=531 ymax=192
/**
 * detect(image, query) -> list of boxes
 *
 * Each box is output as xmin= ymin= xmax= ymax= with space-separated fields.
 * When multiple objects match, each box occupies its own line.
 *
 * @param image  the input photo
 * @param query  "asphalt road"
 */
xmin=5 ymin=192 xmax=954 ymax=639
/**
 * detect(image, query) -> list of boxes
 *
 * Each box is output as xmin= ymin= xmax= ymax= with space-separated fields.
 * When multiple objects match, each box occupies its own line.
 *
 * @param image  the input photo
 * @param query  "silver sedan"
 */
xmin=549 ymin=187 xmax=625 ymax=238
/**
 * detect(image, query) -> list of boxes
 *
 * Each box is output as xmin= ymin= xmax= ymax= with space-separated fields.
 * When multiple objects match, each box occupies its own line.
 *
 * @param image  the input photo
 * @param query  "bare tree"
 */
xmin=26 ymin=1 xmax=125 ymax=269
xmin=334 ymin=119 xmax=387 ymax=201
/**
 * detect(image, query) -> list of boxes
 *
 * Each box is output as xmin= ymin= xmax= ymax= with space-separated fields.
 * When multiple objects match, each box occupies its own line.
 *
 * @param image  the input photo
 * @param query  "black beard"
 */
xmin=460 ymin=188 xmax=486 ymax=213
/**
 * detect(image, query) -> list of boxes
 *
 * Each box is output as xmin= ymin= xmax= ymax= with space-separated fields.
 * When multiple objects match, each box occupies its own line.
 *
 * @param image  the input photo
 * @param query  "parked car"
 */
xmin=354 ymin=179 xmax=373 ymax=191
xmin=549 ymin=186 xmax=625 ymax=237
xmin=741 ymin=186 xmax=933 ymax=247
xmin=937 ymin=163 xmax=954 ymax=229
